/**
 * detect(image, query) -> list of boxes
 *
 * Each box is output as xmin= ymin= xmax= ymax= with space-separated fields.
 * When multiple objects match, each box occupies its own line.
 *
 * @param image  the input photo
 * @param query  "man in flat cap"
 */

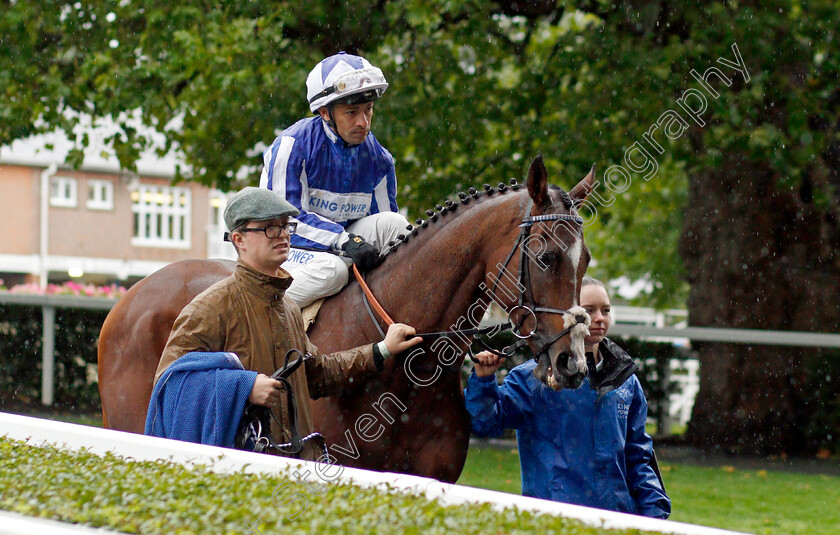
xmin=148 ymin=187 xmax=421 ymax=459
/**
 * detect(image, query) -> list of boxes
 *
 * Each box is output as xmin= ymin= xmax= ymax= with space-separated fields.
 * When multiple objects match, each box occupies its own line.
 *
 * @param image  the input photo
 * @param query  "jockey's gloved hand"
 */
xmin=342 ymin=234 xmax=383 ymax=271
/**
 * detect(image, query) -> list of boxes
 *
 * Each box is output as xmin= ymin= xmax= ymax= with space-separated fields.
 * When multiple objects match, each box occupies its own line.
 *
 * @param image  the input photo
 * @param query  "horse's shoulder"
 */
xmin=183 ymin=275 xmax=236 ymax=308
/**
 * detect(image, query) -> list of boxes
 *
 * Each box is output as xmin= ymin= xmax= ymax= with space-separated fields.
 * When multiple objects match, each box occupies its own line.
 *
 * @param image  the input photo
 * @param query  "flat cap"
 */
xmin=223 ymin=187 xmax=300 ymax=231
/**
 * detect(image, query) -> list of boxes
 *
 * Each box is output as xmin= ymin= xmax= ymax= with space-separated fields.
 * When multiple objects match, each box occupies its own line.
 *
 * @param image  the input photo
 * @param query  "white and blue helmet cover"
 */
xmin=306 ymin=52 xmax=389 ymax=113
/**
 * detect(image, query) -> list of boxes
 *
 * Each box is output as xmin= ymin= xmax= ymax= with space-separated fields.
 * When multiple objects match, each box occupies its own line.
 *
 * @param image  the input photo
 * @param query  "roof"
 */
xmin=0 ymin=110 xmax=188 ymax=178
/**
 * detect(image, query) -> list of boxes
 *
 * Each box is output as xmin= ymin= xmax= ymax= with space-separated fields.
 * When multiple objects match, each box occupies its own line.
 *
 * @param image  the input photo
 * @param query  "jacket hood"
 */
xmin=588 ymin=337 xmax=639 ymax=397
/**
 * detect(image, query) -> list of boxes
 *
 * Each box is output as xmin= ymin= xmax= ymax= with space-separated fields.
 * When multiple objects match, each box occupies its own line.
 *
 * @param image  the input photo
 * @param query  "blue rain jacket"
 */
xmin=260 ymin=116 xmax=398 ymax=250
xmin=465 ymin=339 xmax=671 ymax=519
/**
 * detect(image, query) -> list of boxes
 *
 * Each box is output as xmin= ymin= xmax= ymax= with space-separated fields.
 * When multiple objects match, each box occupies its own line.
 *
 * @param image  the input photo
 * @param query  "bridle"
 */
xmin=235 ymin=349 xmax=328 ymax=458
xmin=356 ymin=199 xmax=589 ymax=367
xmin=483 ymin=200 xmax=589 ymax=362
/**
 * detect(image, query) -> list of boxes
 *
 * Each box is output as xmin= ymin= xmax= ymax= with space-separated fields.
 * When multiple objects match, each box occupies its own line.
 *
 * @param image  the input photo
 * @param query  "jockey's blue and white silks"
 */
xmin=260 ymin=116 xmax=398 ymax=250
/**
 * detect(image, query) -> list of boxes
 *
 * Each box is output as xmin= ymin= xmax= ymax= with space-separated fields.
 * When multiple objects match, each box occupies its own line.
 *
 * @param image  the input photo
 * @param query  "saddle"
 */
xmin=301 ymin=298 xmax=325 ymax=332
xmin=234 ymin=348 xmax=328 ymax=460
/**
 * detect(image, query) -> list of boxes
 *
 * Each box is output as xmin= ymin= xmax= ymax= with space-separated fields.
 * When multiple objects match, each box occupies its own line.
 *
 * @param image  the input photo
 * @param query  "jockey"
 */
xmin=259 ymin=51 xmax=410 ymax=307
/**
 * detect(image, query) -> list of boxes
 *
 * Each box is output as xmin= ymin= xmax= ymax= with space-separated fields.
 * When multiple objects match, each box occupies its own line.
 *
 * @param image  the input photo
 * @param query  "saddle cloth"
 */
xmin=301 ymin=298 xmax=325 ymax=332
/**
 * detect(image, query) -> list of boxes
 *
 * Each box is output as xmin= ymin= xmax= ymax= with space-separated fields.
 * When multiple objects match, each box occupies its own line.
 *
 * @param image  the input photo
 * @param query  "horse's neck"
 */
xmin=367 ymin=193 xmax=524 ymax=333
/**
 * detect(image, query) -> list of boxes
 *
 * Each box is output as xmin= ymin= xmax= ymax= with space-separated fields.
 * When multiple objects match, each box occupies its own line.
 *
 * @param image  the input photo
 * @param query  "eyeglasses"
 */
xmin=238 ymin=222 xmax=297 ymax=239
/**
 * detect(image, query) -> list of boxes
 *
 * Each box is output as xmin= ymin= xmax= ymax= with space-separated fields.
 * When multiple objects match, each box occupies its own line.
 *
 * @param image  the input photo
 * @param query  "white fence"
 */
xmin=4 ymin=293 xmax=839 ymax=419
xmin=610 ymin=323 xmax=840 ymax=431
xmin=0 ymin=292 xmax=116 ymax=405
xmin=0 ymin=413 xmax=749 ymax=535
xmin=667 ymin=358 xmax=700 ymax=426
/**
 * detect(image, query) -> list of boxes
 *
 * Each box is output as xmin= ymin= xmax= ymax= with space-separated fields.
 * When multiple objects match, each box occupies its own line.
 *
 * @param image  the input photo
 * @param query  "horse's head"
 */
xmin=490 ymin=156 xmax=595 ymax=391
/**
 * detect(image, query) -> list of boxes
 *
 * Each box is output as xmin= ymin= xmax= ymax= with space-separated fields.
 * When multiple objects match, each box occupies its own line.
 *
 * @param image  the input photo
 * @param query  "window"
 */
xmin=207 ymin=190 xmax=236 ymax=259
xmin=130 ymin=184 xmax=191 ymax=248
xmin=86 ymin=179 xmax=114 ymax=210
xmin=50 ymin=176 xmax=77 ymax=207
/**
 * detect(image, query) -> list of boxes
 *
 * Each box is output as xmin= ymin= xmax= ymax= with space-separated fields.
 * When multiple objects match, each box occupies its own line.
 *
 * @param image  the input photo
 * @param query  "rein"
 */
xmin=355 ymin=263 xmax=511 ymax=342
xmin=354 ymin=263 xmax=394 ymax=331
xmin=235 ymin=349 xmax=328 ymax=459
xmin=351 ymin=200 xmax=589 ymax=367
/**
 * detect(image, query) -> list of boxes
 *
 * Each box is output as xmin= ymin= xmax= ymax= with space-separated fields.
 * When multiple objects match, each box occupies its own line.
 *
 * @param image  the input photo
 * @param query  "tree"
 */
xmin=3 ymin=1 xmax=839 ymax=454
xmin=672 ymin=4 xmax=840 ymax=454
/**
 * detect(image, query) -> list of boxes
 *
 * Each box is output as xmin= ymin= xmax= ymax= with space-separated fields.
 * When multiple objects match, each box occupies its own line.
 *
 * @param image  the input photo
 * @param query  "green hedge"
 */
xmin=3 ymin=302 xmax=838 ymax=453
xmin=0 ymin=304 xmax=106 ymax=412
xmin=0 ymin=305 xmax=690 ymax=422
xmin=0 ymin=437 xmax=663 ymax=535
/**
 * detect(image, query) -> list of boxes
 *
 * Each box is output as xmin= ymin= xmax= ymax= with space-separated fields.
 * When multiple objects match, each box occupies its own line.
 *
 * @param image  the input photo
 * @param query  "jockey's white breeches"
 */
xmin=282 ymin=211 xmax=410 ymax=307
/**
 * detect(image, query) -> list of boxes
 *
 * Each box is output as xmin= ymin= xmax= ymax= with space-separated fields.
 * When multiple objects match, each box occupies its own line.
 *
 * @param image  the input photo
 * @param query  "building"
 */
xmin=0 ymin=119 xmax=236 ymax=288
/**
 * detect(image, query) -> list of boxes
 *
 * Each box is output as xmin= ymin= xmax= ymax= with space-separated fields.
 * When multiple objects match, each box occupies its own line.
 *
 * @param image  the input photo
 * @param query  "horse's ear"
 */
xmin=569 ymin=164 xmax=596 ymax=202
xmin=527 ymin=155 xmax=550 ymax=208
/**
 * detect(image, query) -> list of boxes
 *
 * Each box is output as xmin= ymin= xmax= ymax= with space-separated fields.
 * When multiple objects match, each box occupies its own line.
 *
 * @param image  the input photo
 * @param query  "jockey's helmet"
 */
xmin=306 ymin=52 xmax=388 ymax=113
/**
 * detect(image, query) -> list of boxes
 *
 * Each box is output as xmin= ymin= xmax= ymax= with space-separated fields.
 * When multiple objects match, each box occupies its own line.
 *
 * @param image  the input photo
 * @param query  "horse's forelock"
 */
xmin=548 ymin=185 xmax=574 ymax=211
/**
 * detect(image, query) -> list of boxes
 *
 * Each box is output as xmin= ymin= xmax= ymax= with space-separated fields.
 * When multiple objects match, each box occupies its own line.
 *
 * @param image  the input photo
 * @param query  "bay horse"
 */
xmin=98 ymin=156 xmax=594 ymax=483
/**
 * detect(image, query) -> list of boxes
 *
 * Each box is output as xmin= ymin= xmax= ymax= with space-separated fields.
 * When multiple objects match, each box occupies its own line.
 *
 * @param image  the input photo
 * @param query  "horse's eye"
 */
xmin=538 ymin=252 xmax=555 ymax=267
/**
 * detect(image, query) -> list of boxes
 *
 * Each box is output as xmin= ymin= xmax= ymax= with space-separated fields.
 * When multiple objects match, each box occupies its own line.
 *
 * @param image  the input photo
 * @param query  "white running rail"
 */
xmin=0 ymin=413 xmax=750 ymax=535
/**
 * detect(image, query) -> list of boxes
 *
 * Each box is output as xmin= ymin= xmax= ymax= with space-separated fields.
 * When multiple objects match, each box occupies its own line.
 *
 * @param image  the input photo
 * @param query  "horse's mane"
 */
xmin=378 ymin=179 xmax=575 ymax=260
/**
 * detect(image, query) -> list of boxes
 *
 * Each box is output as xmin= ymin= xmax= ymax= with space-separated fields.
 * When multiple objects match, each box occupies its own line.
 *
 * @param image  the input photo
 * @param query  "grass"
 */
xmin=4 ymin=409 xmax=103 ymax=428
xmin=38 ymin=411 xmax=103 ymax=427
xmin=9 ymin=411 xmax=840 ymax=534
xmin=0 ymin=437 xmax=662 ymax=535
xmin=456 ymin=444 xmax=840 ymax=535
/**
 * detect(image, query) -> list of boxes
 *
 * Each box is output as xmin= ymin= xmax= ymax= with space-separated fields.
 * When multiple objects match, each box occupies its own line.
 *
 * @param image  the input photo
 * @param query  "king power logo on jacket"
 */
xmin=617 ymin=402 xmax=630 ymax=420
xmin=308 ymin=189 xmax=371 ymax=223
xmin=615 ymin=386 xmax=633 ymax=420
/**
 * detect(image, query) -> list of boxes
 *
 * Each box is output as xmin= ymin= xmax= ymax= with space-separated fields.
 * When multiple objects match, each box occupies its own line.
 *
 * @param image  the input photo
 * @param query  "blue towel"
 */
xmin=144 ymin=351 xmax=258 ymax=448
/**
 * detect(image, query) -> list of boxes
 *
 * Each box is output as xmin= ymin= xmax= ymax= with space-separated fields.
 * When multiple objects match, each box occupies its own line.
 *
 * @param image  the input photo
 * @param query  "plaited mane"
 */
xmin=379 ymin=179 xmax=525 ymax=257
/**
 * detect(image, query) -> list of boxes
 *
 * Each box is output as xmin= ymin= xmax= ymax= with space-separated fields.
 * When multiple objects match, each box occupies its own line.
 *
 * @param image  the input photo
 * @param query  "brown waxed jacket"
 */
xmin=155 ymin=260 xmax=378 ymax=458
